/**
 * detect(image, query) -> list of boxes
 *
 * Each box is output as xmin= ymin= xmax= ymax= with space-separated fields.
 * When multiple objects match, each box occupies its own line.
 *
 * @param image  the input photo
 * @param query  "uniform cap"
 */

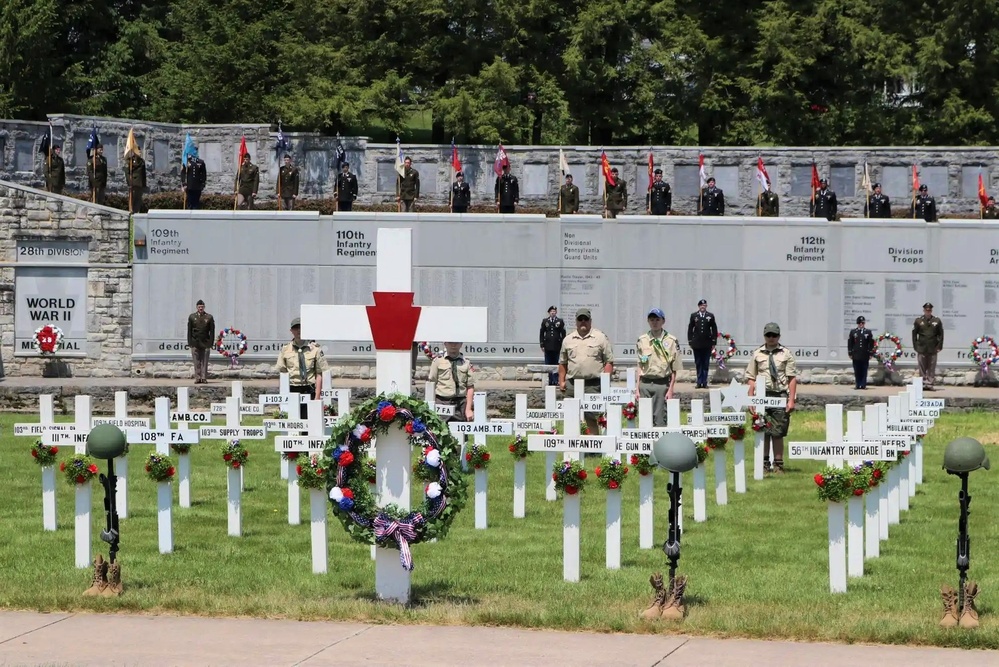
xmin=919 ymin=184 xmax=928 ymax=192
xmin=455 ymin=171 xmax=463 ymax=177
xmin=196 ymin=299 xmax=205 ymax=306
xmin=872 ymin=182 xmax=880 ymax=188
xmin=923 ymin=302 xmax=933 ymax=309
xmin=763 ymin=322 xmax=781 ymax=335
xmin=819 ymin=178 xmax=828 ymax=184
xmin=698 ymin=299 xmax=707 ymax=306
xmin=291 ymin=317 xmax=301 ymax=328
xmin=548 ymin=305 xmax=557 ymax=312
xmin=707 ymin=177 xmax=715 ymax=183
xmin=611 ymin=167 xmax=619 ymax=173
xmin=856 ymin=316 xmax=865 ymax=324
xmin=575 ymin=308 xmax=591 ymax=319
xmin=648 ymin=308 xmax=665 ymax=319
xmin=654 ymin=168 xmax=663 ymax=174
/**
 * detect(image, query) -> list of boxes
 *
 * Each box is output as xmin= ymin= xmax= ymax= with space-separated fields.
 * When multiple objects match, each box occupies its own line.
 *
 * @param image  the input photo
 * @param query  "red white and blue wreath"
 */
xmin=712 ymin=332 xmax=737 ymax=370
xmin=326 ymin=394 xmax=467 ymax=571
xmin=215 ymin=327 xmax=248 ymax=369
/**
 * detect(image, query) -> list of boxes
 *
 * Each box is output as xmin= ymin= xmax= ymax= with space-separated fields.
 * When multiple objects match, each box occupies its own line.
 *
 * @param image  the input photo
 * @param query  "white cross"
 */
xmin=171 ymin=386 xmax=207 ymax=508
xmin=299 ymin=227 xmax=488 ymax=605
xmin=18 ymin=395 xmax=59 ymax=532
xmin=509 ymin=393 xmax=555 ymax=519
xmin=449 ymin=392 xmax=512 ymax=529
xmin=127 ymin=397 xmax=202 ymax=455
xmin=749 ymin=380 xmax=785 ymax=478
xmin=92 ymin=391 xmax=149 ymax=518
xmin=708 ymin=387 xmax=746 ymax=494
xmin=274 ymin=400 xmax=327 ymax=533
xmin=211 ymin=381 xmax=264 ymax=416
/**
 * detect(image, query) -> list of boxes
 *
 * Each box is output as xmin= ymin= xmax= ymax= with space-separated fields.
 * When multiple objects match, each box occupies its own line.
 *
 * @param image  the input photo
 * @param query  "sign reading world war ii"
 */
xmin=129 ymin=211 xmax=999 ymax=367
xmin=14 ymin=266 xmax=88 ymax=356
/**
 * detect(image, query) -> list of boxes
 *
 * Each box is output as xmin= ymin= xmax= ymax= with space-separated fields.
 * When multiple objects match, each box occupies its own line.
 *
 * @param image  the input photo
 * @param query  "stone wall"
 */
xmin=0 ymin=181 xmax=132 ymax=376
xmin=0 ymin=114 xmax=997 ymax=217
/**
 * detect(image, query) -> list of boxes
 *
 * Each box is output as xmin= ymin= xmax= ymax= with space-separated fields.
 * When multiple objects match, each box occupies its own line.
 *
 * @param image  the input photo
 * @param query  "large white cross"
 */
xmin=300 ymin=227 xmax=488 ymax=605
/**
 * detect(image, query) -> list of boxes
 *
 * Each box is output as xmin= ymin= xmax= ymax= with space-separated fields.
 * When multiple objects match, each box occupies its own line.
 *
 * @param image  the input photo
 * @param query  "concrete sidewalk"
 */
xmin=1 ymin=612 xmax=996 ymax=667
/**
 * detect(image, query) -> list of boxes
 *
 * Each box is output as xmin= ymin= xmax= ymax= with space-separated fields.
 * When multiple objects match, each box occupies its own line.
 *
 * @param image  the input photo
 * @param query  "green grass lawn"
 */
xmin=1 ymin=411 xmax=997 ymax=648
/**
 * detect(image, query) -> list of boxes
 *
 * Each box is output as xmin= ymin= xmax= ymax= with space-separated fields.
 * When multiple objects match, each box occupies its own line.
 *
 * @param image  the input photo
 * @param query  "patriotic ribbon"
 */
xmin=713 ymin=348 xmax=727 ymax=371
xmin=374 ymin=512 xmax=425 ymax=571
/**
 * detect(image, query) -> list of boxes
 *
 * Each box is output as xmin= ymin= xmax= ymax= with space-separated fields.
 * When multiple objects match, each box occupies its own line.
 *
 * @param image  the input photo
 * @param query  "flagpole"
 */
xmin=449 ymin=138 xmax=454 ymax=213
xmin=128 ymin=156 xmax=133 ymax=214
xmin=557 ymin=148 xmax=562 ymax=214
xmin=980 ymin=165 xmax=984 ymax=219
xmin=46 ymin=124 xmax=52 ymax=193
xmin=755 ymin=153 xmax=761 ymax=216
xmin=333 ymin=133 xmax=340 ymax=212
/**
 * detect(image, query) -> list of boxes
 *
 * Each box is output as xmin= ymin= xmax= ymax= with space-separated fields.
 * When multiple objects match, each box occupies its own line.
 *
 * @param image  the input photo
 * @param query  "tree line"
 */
xmin=2 ymin=0 xmax=996 ymax=147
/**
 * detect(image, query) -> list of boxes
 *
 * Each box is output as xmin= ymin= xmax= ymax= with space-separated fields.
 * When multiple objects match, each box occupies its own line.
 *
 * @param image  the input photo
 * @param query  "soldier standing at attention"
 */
xmin=635 ymin=308 xmax=680 ymax=427
xmin=428 ymin=342 xmax=474 ymax=422
xmin=335 ymin=162 xmax=358 ymax=211
xmin=236 ymin=153 xmax=259 ymax=210
xmin=912 ymin=302 xmax=944 ymax=390
xmin=699 ymin=176 xmax=724 ymax=216
xmin=605 ymin=167 xmax=627 ymax=218
xmin=912 ymin=184 xmax=938 ymax=222
xmin=125 ymin=150 xmax=147 ymax=213
xmin=278 ymin=154 xmax=299 ymax=211
xmin=984 ymin=196 xmax=999 ymax=219
xmin=46 ymin=145 xmax=65 ymax=195
xmin=539 ymin=306 xmax=566 ymax=386
xmin=397 ymin=157 xmax=420 ymax=211
xmin=181 ymin=152 xmax=207 ymax=210
xmin=811 ymin=178 xmax=837 ymax=220
xmin=647 ymin=168 xmax=672 ymax=215
xmin=757 ymin=183 xmax=779 ymax=216
xmin=687 ymin=299 xmax=717 ymax=389
xmin=275 ymin=318 xmax=329 ymax=419
xmin=495 ymin=163 xmax=519 ymax=213
xmin=745 ymin=322 xmax=797 ymax=475
xmin=847 ymin=316 xmax=874 ymax=390
xmin=87 ymin=143 xmax=108 ymax=205
xmin=559 ymin=174 xmax=579 ymax=214
xmin=559 ymin=308 xmax=614 ymax=435
xmin=450 ymin=171 xmax=471 ymax=213
xmin=867 ymin=182 xmax=891 ymax=218
xmin=187 ymin=299 xmax=215 ymax=384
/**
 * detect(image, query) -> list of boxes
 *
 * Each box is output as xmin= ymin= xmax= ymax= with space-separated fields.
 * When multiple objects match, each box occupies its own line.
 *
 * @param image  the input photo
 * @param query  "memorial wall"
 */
xmin=131 ymin=211 xmax=999 ymax=373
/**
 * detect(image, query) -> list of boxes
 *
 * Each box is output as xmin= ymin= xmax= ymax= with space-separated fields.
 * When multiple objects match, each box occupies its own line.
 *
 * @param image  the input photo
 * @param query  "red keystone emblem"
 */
xmin=365 ymin=292 xmax=422 ymax=350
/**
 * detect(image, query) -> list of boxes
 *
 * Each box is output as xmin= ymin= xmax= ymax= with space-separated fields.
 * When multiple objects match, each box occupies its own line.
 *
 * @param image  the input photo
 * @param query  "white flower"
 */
xmin=352 ymin=424 xmax=368 ymax=439
xmin=425 ymin=449 xmax=441 ymax=468
xmin=329 ymin=486 xmax=344 ymax=502
xmin=425 ymin=482 xmax=442 ymax=499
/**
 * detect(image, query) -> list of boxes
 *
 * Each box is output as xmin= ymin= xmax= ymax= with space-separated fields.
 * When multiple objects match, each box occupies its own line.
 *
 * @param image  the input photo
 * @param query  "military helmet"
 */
xmin=942 ymin=437 xmax=990 ymax=474
xmin=650 ymin=433 xmax=699 ymax=472
xmin=87 ymin=424 xmax=128 ymax=460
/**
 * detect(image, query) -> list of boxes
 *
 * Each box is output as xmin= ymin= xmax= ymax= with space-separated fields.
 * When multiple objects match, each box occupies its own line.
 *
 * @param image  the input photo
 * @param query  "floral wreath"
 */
xmin=552 ymin=459 xmax=588 ymax=495
xmin=729 ymin=424 xmax=747 ymax=441
xmin=970 ymin=336 xmax=999 ymax=373
xmin=874 ymin=332 xmax=903 ymax=372
xmin=31 ymin=441 xmax=59 ymax=467
xmin=326 ymin=394 xmax=467 ymax=572
xmin=622 ymin=402 xmax=637 ymax=421
xmin=61 ymin=454 xmax=99 ymax=485
xmin=418 ymin=341 xmax=443 ymax=361
xmin=215 ymin=327 xmax=248 ymax=368
xmin=629 ymin=454 xmax=655 ymax=476
xmin=711 ymin=332 xmax=738 ymax=370
xmin=32 ymin=325 xmax=64 ymax=355
xmin=221 ymin=439 xmax=248 ymax=469
xmin=751 ymin=413 xmax=771 ymax=432
xmin=595 ymin=457 xmax=629 ymax=489
xmin=145 ymin=452 xmax=176 ymax=483
xmin=508 ymin=435 xmax=530 ymax=459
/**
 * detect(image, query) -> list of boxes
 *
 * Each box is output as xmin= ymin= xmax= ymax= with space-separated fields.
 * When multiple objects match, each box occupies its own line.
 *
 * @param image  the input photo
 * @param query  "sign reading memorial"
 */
xmin=14 ymin=266 xmax=88 ymax=356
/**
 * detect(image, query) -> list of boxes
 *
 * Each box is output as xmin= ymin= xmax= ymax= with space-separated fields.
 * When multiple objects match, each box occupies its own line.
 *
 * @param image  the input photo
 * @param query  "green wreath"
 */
xmin=326 ymin=393 xmax=467 ymax=571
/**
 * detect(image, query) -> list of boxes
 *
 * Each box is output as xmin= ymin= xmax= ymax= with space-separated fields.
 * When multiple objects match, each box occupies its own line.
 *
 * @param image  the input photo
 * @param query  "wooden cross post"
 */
xmin=171 ymin=386 xmax=212 ymax=508
xmin=750 ymin=382 xmax=786 ymax=479
xmin=511 ymin=393 xmax=555 ymax=518
xmin=260 ymin=372 xmax=306 ymax=480
xmin=862 ymin=404 xmax=882 ymax=559
xmin=706 ymin=388 xmax=742 ymax=505
xmin=16 ymin=395 xmax=60 ymax=531
xmin=719 ymin=379 xmax=750 ymax=492
xmin=42 ymin=396 xmax=93 ymax=568
xmin=530 ymin=385 xmax=564 ymax=501
xmin=619 ymin=397 xmax=655 ymax=549
xmin=449 ymin=392 xmax=513 ymax=530
xmin=910 ymin=377 xmax=944 ymax=485
xmin=299 ymin=227 xmax=488 ymax=604
xmin=604 ymin=403 xmax=623 ymax=569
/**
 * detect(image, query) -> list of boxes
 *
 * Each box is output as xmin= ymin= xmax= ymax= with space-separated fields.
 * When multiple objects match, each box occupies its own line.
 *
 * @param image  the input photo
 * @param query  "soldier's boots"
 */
xmin=640 ymin=573 xmax=667 ymax=619
xmin=773 ymin=461 xmax=785 ymax=475
xmin=939 ymin=585 xmax=960 ymax=628
xmin=660 ymin=575 xmax=688 ymax=621
xmin=102 ymin=561 xmax=123 ymax=597
xmin=83 ymin=554 xmax=108 ymax=596
xmin=959 ymin=582 xmax=980 ymax=629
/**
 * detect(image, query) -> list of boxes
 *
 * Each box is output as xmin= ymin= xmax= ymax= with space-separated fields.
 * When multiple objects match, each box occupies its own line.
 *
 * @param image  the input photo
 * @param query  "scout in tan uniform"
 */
xmin=635 ymin=308 xmax=681 ymax=427
xmin=558 ymin=308 xmax=614 ymax=434
xmin=744 ymin=322 xmax=797 ymax=474
xmin=428 ymin=342 xmax=474 ymax=422
xmin=275 ymin=317 xmax=329 ymax=419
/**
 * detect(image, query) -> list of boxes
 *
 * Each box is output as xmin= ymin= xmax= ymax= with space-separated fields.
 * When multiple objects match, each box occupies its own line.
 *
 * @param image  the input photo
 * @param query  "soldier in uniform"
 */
xmin=336 ymin=162 xmax=358 ymax=211
xmin=636 ymin=308 xmax=680 ymax=427
xmin=495 ymin=163 xmax=519 ymax=213
xmin=745 ymin=322 xmax=798 ymax=474
xmin=699 ymin=177 xmax=724 ymax=215
xmin=450 ymin=170 xmax=471 ymax=213
xmin=397 ymin=157 xmax=420 ymax=211
xmin=687 ymin=299 xmax=718 ymax=389
xmin=811 ymin=178 xmax=837 ymax=220
xmin=559 ymin=174 xmax=579 ymax=214
xmin=757 ymin=184 xmax=779 ymax=216
xmin=912 ymin=302 xmax=944 ymax=390
xmin=236 ymin=153 xmax=259 ymax=210
xmin=181 ymin=153 xmax=207 ymax=210
xmin=867 ymin=183 xmax=891 ymax=218
xmin=984 ymin=196 xmax=999 ymax=219
xmin=275 ymin=317 xmax=330 ymax=419
xmin=187 ymin=299 xmax=215 ymax=384
xmin=647 ymin=169 xmax=671 ymax=215
xmin=428 ymin=342 xmax=475 ymax=422
xmin=277 ymin=154 xmax=299 ymax=211
xmin=847 ymin=315 xmax=874 ymax=390
xmin=911 ymin=184 xmax=938 ymax=222
xmin=605 ymin=167 xmax=627 ymax=218
xmin=539 ymin=305 xmax=566 ymax=386
xmin=46 ymin=145 xmax=65 ymax=195
xmin=558 ymin=308 xmax=614 ymax=435
xmin=125 ymin=151 xmax=147 ymax=213
xmin=86 ymin=143 xmax=108 ymax=205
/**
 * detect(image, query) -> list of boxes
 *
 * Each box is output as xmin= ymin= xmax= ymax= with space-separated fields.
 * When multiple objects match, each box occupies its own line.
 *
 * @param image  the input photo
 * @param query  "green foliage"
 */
xmin=628 ymin=453 xmax=655 ymax=476
xmin=30 ymin=441 xmax=58 ymax=467
xmin=507 ymin=435 xmax=530 ymax=459
xmin=221 ymin=439 xmax=248 ymax=469
xmin=552 ymin=459 xmax=588 ymax=496
xmin=144 ymin=452 xmax=176 ymax=483
xmin=813 ymin=466 xmax=851 ymax=503
xmin=465 ymin=443 xmax=491 ymax=470
xmin=59 ymin=454 xmax=99 ymax=486
xmin=695 ymin=442 xmax=710 ymax=464
xmin=594 ymin=456 xmax=629 ymax=490
xmin=295 ymin=454 xmax=331 ymax=491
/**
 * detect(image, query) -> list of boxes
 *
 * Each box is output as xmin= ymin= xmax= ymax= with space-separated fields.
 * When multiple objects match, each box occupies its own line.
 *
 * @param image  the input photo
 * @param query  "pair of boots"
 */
xmin=82 ymin=554 xmax=123 ymax=597
xmin=940 ymin=582 xmax=979 ymax=628
xmin=641 ymin=572 xmax=687 ymax=620
xmin=764 ymin=461 xmax=784 ymax=475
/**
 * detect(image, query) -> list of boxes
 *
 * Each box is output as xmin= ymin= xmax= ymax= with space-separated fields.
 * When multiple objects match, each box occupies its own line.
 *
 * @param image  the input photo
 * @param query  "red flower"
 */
xmin=565 ymin=485 xmax=578 ymax=495
xmin=379 ymin=406 xmax=397 ymax=421
xmin=608 ymin=480 xmax=619 ymax=490
xmin=367 ymin=476 xmax=376 ymax=484
xmin=360 ymin=429 xmax=372 ymax=442
xmin=342 ymin=488 xmax=354 ymax=499
xmin=630 ymin=455 xmax=639 ymax=465
xmin=465 ymin=453 xmax=472 ymax=461
xmin=552 ymin=473 xmax=558 ymax=481
xmin=595 ymin=466 xmax=602 ymax=476
xmin=339 ymin=451 xmax=355 ymax=467
xmin=51 ymin=447 xmax=58 ymax=454
xmin=583 ymin=428 xmax=591 ymax=435
xmin=145 ymin=465 xmax=151 ymax=472
xmin=31 ymin=450 xmax=38 ymax=458
xmin=872 ymin=469 xmax=882 ymax=479
xmin=853 ymin=488 xmax=864 ymax=496
xmin=814 ymin=473 xmax=825 ymax=487
xmin=509 ymin=444 xmax=516 ymax=452
xmin=287 ymin=452 xmax=299 ymax=460
xmin=474 ymin=464 xmax=482 ymax=469
xmin=88 ymin=464 xmax=98 ymax=474
xmin=167 ymin=467 xmax=175 ymax=476
xmin=60 ymin=462 xmax=66 ymax=471
xmin=233 ymin=461 xmax=241 ymax=468
xmin=868 ymin=478 xmax=876 ymax=487
xmin=316 ymin=469 xmax=324 ymax=475
xmin=577 ymin=470 xmax=587 ymax=480
xmin=296 ymin=465 xmax=303 ymax=475
xmin=483 ymin=452 xmax=490 ymax=461
xmin=623 ymin=467 xmax=629 ymax=474
xmin=640 ymin=470 xmax=650 ymax=476
xmin=75 ymin=475 xmax=85 ymax=484
xmin=405 ymin=422 xmax=415 ymax=434
xmin=223 ymin=453 xmax=232 ymax=461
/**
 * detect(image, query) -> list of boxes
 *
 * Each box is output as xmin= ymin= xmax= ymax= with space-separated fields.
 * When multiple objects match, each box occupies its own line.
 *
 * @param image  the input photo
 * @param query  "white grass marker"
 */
xmin=604 ymin=404 xmax=623 ymax=570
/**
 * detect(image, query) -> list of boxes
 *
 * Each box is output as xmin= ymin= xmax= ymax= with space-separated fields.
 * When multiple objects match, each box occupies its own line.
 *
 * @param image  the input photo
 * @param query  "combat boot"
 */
xmin=660 ymin=574 xmax=688 ymax=621
xmin=83 ymin=554 xmax=107 ymax=596
xmin=640 ymin=573 xmax=666 ymax=619
xmin=101 ymin=561 xmax=123 ymax=597
xmin=939 ymin=585 xmax=959 ymax=628
xmin=959 ymin=582 xmax=980 ymax=629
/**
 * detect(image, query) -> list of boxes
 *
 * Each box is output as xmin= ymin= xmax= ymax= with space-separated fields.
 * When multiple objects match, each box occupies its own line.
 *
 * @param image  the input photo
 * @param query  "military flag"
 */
xmin=394 ymin=137 xmax=405 ymax=176
xmin=979 ymin=172 xmax=989 ymax=217
xmin=182 ymin=134 xmax=198 ymax=167
xmin=451 ymin=139 xmax=462 ymax=173
xmin=124 ymin=128 xmax=140 ymax=158
xmin=756 ymin=157 xmax=771 ymax=192
xmin=810 ymin=162 xmax=820 ymax=203
xmin=698 ymin=153 xmax=707 ymax=188
xmin=600 ymin=150 xmax=615 ymax=186
xmin=276 ymin=121 xmax=291 ymax=154
xmin=38 ymin=122 xmax=53 ymax=156
xmin=85 ymin=126 xmax=100 ymax=158
xmin=911 ymin=164 xmax=920 ymax=193
xmin=234 ymin=136 xmax=248 ymax=210
xmin=559 ymin=148 xmax=570 ymax=177
xmin=647 ymin=149 xmax=654 ymax=191
xmin=493 ymin=144 xmax=509 ymax=177
xmin=861 ymin=161 xmax=872 ymax=216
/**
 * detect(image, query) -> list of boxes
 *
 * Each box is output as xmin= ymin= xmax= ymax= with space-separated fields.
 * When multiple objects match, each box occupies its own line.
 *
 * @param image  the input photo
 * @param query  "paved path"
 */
xmin=0 ymin=612 xmax=995 ymax=666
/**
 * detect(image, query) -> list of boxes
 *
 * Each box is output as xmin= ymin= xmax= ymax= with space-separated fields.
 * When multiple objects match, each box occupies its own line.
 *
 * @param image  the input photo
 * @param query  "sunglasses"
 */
xmin=764 ymin=333 xmax=779 ymax=338
xmin=576 ymin=316 xmax=590 ymax=322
